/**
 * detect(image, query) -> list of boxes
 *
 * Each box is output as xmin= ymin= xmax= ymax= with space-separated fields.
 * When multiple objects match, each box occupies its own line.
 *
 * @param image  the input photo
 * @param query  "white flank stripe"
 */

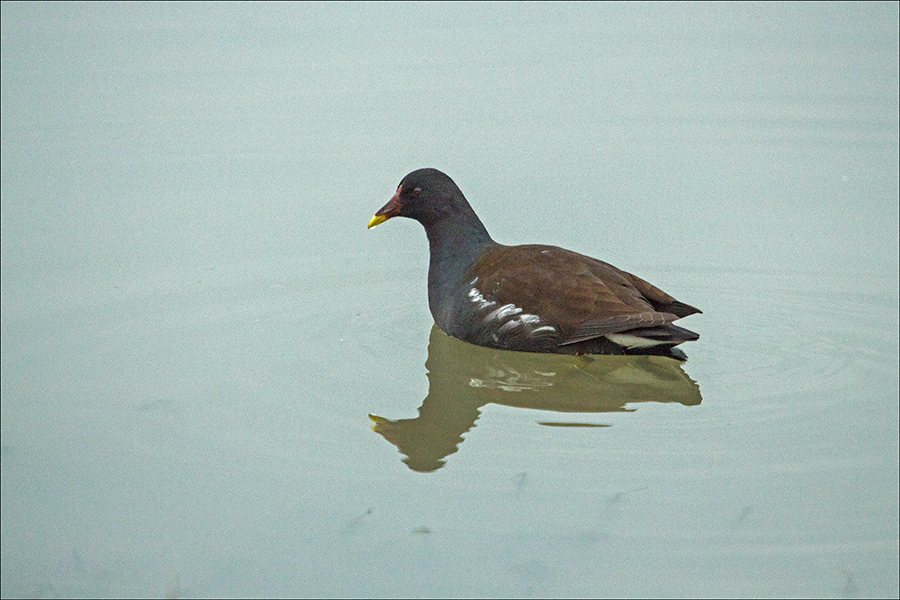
xmin=485 ymin=303 xmax=523 ymax=322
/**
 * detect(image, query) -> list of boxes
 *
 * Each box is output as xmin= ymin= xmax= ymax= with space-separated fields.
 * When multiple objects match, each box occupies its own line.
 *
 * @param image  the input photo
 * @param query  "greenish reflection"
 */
xmin=371 ymin=326 xmax=702 ymax=472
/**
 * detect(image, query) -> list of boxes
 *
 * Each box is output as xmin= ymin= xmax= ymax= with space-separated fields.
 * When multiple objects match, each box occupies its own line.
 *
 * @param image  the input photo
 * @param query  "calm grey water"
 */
xmin=2 ymin=3 xmax=898 ymax=598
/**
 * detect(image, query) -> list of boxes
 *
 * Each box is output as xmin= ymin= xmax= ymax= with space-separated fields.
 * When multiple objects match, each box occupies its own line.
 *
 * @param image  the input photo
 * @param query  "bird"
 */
xmin=368 ymin=168 xmax=701 ymax=359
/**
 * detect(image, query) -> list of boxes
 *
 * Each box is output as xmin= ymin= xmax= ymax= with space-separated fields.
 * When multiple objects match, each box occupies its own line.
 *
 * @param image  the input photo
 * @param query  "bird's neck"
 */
xmin=424 ymin=211 xmax=496 ymax=327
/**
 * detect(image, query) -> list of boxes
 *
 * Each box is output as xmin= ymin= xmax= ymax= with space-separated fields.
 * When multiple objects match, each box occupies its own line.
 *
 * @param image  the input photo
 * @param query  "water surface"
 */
xmin=2 ymin=3 xmax=898 ymax=598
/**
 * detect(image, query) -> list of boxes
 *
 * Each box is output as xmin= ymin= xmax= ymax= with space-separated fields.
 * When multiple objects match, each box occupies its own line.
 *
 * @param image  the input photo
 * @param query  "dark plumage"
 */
xmin=368 ymin=168 xmax=701 ymax=359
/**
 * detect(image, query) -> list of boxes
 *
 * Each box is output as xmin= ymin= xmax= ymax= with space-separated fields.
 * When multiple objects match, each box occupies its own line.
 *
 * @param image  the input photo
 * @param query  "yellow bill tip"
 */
xmin=368 ymin=214 xmax=388 ymax=229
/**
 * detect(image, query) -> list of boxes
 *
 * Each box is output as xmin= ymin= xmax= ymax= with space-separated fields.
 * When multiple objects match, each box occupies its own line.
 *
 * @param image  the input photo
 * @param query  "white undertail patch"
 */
xmin=606 ymin=333 xmax=667 ymax=349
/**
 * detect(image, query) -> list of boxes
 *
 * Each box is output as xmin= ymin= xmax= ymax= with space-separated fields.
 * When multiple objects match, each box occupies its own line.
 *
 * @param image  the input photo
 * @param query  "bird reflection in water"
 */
xmin=370 ymin=326 xmax=702 ymax=472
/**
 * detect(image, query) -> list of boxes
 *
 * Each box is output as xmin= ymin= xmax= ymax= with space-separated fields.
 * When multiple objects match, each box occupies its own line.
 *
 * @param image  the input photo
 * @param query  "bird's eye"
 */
xmin=412 ymin=187 xmax=422 ymax=196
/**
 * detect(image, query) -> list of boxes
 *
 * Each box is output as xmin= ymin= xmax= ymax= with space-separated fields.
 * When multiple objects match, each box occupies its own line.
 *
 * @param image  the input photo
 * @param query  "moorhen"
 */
xmin=368 ymin=168 xmax=701 ymax=359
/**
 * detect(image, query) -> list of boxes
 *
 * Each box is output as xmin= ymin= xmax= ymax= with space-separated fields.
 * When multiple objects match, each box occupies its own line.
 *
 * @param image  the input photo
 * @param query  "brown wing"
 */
xmin=617 ymin=270 xmax=702 ymax=318
xmin=560 ymin=311 xmax=680 ymax=345
xmin=468 ymin=244 xmax=696 ymax=344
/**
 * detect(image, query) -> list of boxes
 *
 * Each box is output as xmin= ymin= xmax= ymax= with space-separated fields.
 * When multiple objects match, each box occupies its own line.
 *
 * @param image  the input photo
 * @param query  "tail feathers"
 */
xmin=664 ymin=301 xmax=703 ymax=318
xmin=605 ymin=324 xmax=699 ymax=350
